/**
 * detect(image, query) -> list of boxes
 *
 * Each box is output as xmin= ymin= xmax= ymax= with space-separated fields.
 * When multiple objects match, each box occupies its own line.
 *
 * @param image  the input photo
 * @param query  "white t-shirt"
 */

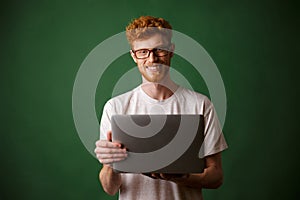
xmin=100 ymin=85 xmax=228 ymax=200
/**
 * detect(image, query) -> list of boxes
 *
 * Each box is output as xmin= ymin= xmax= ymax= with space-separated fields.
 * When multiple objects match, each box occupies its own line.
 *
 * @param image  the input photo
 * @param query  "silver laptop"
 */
xmin=111 ymin=114 xmax=205 ymax=173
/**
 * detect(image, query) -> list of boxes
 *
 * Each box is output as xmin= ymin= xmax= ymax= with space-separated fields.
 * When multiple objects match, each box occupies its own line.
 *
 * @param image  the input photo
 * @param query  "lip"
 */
xmin=146 ymin=65 xmax=160 ymax=72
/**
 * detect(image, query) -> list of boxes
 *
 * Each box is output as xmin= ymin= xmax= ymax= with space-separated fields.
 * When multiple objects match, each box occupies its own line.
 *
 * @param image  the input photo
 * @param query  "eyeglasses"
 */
xmin=131 ymin=46 xmax=171 ymax=59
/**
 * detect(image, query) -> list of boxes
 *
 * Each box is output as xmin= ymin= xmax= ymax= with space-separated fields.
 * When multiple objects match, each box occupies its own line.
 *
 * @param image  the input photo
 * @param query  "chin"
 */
xmin=144 ymin=75 xmax=164 ymax=83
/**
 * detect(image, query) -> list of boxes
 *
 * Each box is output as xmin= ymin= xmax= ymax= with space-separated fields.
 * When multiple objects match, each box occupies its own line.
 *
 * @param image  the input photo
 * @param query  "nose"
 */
xmin=148 ymin=51 xmax=158 ymax=63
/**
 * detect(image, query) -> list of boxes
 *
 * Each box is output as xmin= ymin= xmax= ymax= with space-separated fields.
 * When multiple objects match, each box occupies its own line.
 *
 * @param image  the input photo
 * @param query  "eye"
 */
xmin=155 ymin=48 xmax=164 ymax=53
xmin=154 ymin=48 xmax=169 ymax=56
xmin=137 ymin=49 xmax=148 ymax=54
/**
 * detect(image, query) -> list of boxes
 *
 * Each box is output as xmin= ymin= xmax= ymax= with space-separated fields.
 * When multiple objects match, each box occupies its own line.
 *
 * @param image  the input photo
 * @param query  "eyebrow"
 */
xmin=134 ymin=44 xmax=170 ymax=50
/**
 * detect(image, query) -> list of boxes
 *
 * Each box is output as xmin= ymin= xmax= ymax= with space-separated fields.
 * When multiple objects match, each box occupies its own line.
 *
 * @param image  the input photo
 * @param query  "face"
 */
xmin=131 ymin=34 xmax=174 ymax=83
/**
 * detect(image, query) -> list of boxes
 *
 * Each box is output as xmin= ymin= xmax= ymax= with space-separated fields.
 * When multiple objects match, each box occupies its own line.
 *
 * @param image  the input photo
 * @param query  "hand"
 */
xmin=143 ymin=173 xmax=190 ymax=182
xmin=94 ymin=130 xmax=127 ymax=166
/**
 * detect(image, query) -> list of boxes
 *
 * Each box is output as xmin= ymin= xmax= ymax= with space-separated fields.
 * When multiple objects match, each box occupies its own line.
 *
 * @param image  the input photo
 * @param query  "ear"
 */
xmin=130 ymin=50 xmax=137 ymax=63
xmin=169 ymin=43 xmax=175 ymax=58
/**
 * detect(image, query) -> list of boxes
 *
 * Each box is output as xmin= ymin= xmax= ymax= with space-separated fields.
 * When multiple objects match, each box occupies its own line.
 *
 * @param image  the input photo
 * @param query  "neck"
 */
xmin=141 ymin=76 xmax=178 ymax=101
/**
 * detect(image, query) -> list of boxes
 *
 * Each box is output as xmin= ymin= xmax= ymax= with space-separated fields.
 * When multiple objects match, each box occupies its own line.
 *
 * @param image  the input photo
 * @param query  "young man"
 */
xmin=94 ymin=16 xmax=228 ymax=200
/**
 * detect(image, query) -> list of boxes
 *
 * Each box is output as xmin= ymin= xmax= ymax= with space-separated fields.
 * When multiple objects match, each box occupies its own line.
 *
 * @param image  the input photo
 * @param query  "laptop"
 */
xmin=111 ymin=114 xmax=205 ymax=174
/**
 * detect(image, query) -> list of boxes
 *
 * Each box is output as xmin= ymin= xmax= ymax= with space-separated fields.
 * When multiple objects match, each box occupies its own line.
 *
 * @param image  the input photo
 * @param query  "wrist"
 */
xmin=101 ymin=165 xmax=119 ymax=177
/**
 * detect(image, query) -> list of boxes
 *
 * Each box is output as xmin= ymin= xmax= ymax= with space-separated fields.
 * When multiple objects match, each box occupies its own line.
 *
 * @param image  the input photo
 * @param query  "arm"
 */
xmin=151 ymin=152 xmax=223 ymax=189
xmin=176 ymin=152 xmax=223 ymax=189
xmin=174 ymin=98 xmax=226 ymax=189
xmin=99 ymin=165 xmax=122 ymax=195
xmin=95 ymin=131 xmax=127 ymax=195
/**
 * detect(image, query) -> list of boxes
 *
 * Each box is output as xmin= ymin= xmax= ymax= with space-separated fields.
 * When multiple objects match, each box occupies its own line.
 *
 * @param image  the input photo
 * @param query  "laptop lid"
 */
xmin=111 ymin=114 xmax=205 ymax=173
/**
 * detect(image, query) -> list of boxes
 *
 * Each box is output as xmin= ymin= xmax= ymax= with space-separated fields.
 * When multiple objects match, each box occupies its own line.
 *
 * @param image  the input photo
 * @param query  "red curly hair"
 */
xmin=126 ymin=16 xmax=172 ymax=45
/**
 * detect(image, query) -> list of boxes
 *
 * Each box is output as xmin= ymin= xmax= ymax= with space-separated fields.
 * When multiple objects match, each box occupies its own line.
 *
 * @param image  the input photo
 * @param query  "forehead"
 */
xmin=131 ymin=34 xmax=169 ymax=50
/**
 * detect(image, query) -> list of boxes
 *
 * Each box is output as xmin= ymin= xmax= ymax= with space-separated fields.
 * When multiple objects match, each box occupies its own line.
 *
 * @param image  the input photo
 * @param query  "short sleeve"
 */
xmin=99 ymin=101 xmax=113 ymax=140
xmin=199 ymin=100 xmax=228 ymax=158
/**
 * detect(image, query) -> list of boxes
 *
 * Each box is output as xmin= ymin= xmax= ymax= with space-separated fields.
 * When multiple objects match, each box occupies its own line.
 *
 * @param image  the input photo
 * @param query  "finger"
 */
xmin=142 ymin=173 xmax=158 ymax=179
xmin=142 ymin=173 xmax=152 ymax=178
xmin=98 ymin=153 xmax=128 ymax=160
xmin=96 ymin=140 xmax=120 ymax=148
xmin=94 ymin=145 xmax=122 ymax=155
xmin=95 ymin=147 xmax=127 ymax=154
xmin=96 ymin=140 xmax=122 ymax=148
xmin=160 ymin=173 xmax=173 ymax=180
xmin=99 ymin=157 xmax=127 ymax=164
xmin=107 ymin=130 xmax=112 ymax=141
xmin=151 ymin=173 xmax=161 ymax=179
xmin=97 ymin=153 xmax=127 ymax=164
xmin=96 ymin=150 xmax=127 ymax=160
xmin=160 ymin=173 xmax=170 ymax=180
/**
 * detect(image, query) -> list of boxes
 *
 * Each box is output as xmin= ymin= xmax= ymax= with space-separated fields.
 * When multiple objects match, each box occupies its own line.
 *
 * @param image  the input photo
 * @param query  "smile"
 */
xmin=146 ymin=66 xmax=160 ymax=72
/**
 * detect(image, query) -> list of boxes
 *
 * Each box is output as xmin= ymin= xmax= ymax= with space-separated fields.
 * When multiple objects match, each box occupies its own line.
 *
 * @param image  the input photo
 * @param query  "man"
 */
xmin=94 ymin=16 xmax=228 ymax=200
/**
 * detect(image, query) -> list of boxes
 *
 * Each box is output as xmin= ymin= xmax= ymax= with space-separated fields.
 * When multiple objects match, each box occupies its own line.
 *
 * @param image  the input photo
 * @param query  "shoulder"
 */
xmin=110 ymin=86 xmax=139 ymax=102
xmin=176 ymin=87 xmax=215 ymax=115
xmin=104 ymin=86 xmax=140 ymax=110
xmin=178 ymin=87 xmax=211 ymax=104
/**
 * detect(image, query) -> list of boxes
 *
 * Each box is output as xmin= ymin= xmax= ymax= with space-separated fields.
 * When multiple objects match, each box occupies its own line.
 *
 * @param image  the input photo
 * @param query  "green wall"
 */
xmin=1 ymin=0 xmax=298 ymax=199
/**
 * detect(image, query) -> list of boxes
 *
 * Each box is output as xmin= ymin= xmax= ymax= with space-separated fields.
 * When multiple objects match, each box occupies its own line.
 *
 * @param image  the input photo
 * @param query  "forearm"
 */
xmin=173 ymin=153 xmax=224 ymax=189
xmin=99 ymin=165 xmax=122 ymax=195
xmin=174 ymin=167 xmax=223 ymax=189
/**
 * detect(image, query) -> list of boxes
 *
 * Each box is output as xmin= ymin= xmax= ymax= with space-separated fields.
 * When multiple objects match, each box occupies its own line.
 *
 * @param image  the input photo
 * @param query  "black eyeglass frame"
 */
xmin=131 ymin=45 xmax=172 ymax=59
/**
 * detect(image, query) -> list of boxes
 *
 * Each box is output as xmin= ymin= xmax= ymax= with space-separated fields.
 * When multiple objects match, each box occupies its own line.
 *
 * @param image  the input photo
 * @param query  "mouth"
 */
xmin=146 ymin=65 xmax=161 ymax=72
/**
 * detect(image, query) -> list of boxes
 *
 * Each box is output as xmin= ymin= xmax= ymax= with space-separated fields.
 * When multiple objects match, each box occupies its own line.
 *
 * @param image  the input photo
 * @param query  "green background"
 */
xmin=1 ymin=0 xmax=298 ymax=199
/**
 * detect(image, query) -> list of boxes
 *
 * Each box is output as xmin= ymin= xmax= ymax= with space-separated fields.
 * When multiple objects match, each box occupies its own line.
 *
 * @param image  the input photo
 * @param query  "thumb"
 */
xmin=107 ymin=130 xmax=112 ymax=142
